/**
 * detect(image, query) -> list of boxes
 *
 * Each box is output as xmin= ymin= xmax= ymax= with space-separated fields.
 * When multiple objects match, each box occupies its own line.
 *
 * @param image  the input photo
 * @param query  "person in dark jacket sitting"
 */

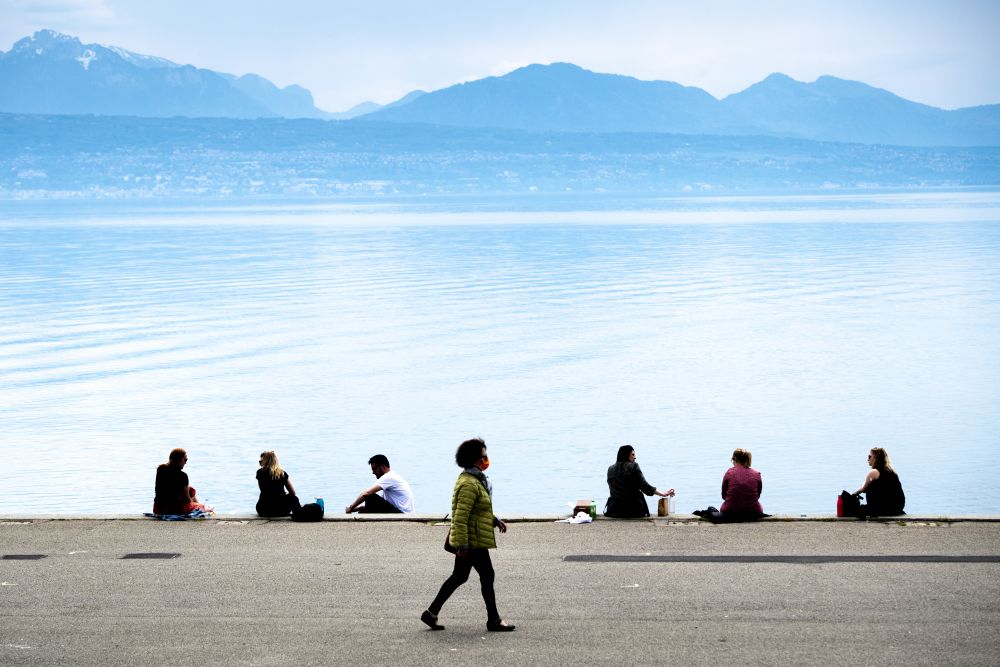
xmin=152 ymin=448 xmax=207 ymax=515
xmin=604 ymin=445 xmax=674 ymax=518
xmin=853 ymin=446 xmax=905 ymax=516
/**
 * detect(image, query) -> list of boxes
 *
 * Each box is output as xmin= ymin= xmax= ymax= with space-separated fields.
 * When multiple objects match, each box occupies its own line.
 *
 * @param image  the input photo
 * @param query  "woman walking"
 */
xmin=421 ymin=438 xmax=515 ymax=632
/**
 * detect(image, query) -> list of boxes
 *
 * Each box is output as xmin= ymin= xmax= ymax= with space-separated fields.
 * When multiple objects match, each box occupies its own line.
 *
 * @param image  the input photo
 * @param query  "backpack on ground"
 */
xmin=292 ymin=502 xmax=324 ymax=522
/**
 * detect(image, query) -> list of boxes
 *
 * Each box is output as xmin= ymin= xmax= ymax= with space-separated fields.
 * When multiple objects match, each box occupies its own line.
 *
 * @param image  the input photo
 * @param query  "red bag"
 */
xmin=838 ymin=490 xmax=861 ymax=518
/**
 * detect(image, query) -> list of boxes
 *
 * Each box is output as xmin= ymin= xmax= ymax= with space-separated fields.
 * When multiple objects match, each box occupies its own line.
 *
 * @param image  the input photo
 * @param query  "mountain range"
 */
xmin=2 ymin=30 xmax=998 ymax=146
xmin=363 ymin=63 xmax=1000 ymax=146
xmin=0 ymin=29 xmax=331 ymax=119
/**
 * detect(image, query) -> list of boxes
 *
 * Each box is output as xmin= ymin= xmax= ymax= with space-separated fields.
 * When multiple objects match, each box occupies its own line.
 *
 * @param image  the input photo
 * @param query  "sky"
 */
xmin=1 ymin=0 xmax=998 ymax=112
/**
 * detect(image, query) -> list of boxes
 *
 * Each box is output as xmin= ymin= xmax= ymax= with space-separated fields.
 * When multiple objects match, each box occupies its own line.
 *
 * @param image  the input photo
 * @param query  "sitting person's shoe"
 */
xmin=487 ymin=619 xmax=516 ymax=632
xmin=421 ymin=609 xmax=444 ymax=630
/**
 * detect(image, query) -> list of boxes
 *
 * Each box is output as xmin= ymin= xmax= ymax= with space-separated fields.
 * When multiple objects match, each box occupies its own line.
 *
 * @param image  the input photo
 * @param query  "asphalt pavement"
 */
xmin=1 ymin=517 xmax=998 ymax=666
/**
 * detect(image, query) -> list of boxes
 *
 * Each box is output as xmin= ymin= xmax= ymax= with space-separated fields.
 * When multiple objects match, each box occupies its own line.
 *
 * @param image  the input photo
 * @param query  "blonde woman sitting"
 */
xmin=851 ymin=447 xmax=905 ymax=517
xmin=256 ymin=450 xmax=300 ymax=517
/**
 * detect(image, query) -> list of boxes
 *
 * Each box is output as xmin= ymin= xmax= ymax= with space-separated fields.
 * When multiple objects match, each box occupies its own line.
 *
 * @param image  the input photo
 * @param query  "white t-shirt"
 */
xmin=377 ymin=470 xmax=414 ymax=513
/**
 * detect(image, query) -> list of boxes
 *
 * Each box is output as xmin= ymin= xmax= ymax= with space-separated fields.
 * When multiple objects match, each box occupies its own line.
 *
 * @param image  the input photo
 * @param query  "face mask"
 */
xmin=480 ymin=456 xmax=490 ymax=471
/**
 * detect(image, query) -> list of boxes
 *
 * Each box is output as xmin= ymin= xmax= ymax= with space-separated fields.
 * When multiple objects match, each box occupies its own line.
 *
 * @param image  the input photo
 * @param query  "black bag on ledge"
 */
xmin=292 ymin=502 xmax=324 ymax=522
xmin=838 ymin=491 xmax=862 ymax=518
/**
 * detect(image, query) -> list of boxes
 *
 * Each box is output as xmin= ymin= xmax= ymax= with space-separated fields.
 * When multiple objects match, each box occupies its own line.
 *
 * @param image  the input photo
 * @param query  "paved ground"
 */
xmin=1 ymin=517 xmax=999 ymax=666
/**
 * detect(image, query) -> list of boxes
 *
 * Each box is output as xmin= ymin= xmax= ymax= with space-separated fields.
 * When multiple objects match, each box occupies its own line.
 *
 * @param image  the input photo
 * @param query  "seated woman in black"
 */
xmin=256 ymin=450 xmax=300 ymax=517
xmin=153 ymin=448 xmax=207 ymax=515
xmin=605 ymin=445 xmax=675 ymax=518
xmin=853 ymin=446 xmax=905 ymax=516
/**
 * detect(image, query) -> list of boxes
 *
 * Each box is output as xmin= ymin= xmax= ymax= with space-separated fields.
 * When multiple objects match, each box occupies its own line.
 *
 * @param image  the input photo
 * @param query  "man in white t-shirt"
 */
xmin=345 ymin=454 xmax=415 ymax=514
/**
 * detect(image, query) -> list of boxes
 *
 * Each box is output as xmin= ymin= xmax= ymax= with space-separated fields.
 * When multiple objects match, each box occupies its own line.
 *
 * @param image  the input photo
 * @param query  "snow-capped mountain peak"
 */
xmin=1 ymin=28 xmax=332 ymax=119
xmin=105 ymin=45 xmax=179 ymax=70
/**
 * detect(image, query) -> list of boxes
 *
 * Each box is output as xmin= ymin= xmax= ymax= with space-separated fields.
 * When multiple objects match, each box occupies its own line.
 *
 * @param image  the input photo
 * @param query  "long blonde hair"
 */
xmin=260 ymin=450 xmax=285 ymax=480
xmin=870 ymin=447 xmax=894 ymax=472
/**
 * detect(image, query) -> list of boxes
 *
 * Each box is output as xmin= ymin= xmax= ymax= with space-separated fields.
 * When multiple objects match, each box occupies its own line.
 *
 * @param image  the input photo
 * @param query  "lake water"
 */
xmin=2 ymin=192 xmax=999 ymax=516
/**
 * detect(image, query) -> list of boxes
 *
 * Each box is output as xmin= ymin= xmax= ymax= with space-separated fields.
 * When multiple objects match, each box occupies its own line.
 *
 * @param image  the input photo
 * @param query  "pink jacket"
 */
xmin=720 ymin=465 xmax=763 ymax=515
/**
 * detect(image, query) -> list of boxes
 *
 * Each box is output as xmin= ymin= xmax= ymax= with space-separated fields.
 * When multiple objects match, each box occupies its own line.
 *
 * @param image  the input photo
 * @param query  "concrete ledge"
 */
xmin=2 ymin=513 xmax=1000 ymax=522
xmin=651 ymin=514 xmax=1000 ymax=523
xmin=0 ymin=512 xmax=560 ymax=523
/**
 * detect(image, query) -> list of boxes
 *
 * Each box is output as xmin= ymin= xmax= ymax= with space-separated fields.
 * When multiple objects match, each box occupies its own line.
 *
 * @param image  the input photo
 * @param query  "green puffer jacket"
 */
xmin=448 ymin=471 xmax=497 ymax=550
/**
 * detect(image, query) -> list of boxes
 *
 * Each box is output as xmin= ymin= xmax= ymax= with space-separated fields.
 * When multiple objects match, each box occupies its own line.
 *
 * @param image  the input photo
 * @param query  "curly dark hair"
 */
xmin=456 ymin=438 xmax=486 ymax=468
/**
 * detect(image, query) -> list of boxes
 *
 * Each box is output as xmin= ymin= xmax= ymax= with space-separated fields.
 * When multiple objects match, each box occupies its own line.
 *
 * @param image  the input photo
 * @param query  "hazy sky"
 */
xmin=1 ymin=0 xmax=998 ymax=112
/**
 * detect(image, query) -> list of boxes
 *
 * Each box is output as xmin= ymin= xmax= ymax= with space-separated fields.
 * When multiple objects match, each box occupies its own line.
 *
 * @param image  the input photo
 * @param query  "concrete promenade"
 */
xmin=1 ymin=515 xmax=999 ymax=666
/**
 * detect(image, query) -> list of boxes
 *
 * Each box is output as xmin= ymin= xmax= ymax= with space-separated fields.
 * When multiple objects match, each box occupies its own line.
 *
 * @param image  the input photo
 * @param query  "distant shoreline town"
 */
xmin=2 ymin=112 xmax=997 ymax=200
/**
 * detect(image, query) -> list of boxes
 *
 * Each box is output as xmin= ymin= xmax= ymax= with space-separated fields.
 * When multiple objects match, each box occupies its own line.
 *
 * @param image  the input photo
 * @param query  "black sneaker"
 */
xmin=421 ymin=610 xmax=444 ymax=630
xmin=487 ymin=619 xmax=516 ymax=632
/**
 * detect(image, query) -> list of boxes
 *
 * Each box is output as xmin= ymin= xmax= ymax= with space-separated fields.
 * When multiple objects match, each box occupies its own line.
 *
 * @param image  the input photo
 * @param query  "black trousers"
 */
xmin=428 ymin=549 xmax=499 ymax=623
xmin=256 ymin=494 xmax=300 ymax=517
xmin=357 ymin=494 xmax=402 ymax=513
xmin=703 ymin=509 xmax=762 ymax=523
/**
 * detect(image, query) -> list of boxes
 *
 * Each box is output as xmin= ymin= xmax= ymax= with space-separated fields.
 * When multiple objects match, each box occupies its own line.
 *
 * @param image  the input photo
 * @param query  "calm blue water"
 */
xmin=2 ymin=193 xmax=999 ymax=516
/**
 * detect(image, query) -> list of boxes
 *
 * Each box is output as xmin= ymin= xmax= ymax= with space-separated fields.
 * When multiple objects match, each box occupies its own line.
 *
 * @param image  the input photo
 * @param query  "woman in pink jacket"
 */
xmin=694 ymin=448 xmax=764 ymax=523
